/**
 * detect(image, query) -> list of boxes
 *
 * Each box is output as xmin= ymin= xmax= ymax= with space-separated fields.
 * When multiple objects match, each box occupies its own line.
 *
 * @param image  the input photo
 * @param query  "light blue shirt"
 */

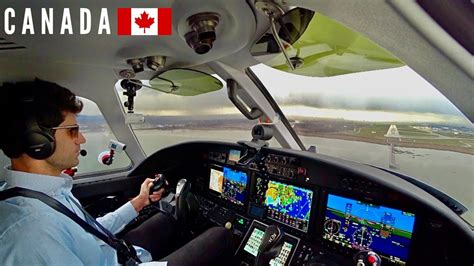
xmin=0 ymin=168 xmax=153 ymax=265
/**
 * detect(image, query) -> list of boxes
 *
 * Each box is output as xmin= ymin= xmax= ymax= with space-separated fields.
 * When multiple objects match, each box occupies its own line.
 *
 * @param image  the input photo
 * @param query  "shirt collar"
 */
xmin=4 ymin=166 xmax=73 ymax=197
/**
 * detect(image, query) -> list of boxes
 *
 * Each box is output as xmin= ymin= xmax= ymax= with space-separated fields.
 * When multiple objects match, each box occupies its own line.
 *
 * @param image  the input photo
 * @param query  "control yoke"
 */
xmin=255 ymin=225 xmax=284 ymax=266
xmin=149 ymin=174 xmax=170 ymax=197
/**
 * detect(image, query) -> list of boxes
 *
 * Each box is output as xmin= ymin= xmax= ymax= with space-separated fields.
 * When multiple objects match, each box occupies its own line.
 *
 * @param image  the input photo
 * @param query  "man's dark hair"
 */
xmin=0 ymin=79 xmax=83 ymax=158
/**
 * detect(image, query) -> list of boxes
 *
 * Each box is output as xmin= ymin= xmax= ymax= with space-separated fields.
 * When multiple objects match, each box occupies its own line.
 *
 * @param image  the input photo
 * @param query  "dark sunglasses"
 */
xmin=51 ymin=124 xmax=81 ymax=138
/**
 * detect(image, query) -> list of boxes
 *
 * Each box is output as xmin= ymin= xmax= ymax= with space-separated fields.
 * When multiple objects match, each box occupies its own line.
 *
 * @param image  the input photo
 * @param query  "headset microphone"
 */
xmin=80 ymin=149 xmax=87 ymax=156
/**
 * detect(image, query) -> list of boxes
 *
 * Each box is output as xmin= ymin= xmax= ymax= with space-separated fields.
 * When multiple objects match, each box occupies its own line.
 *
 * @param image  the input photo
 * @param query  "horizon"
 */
xmin=78 ymin=112 xmax=474 ymax=128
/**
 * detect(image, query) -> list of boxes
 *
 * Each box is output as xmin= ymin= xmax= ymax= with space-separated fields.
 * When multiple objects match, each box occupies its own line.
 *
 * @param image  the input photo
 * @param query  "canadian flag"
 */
xmin=117 ymin=8 xmax=172 ymax=36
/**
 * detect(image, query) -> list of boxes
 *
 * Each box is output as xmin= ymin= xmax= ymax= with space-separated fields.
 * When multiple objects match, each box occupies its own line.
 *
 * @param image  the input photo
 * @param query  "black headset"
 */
xmin=20 ymin=95 xmax=56 ymax=160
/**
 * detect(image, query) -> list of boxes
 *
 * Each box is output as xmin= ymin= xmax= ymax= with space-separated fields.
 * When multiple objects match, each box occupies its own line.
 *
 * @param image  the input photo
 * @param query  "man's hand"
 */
xmin=131 ymin=178 xmax=165 ymax=212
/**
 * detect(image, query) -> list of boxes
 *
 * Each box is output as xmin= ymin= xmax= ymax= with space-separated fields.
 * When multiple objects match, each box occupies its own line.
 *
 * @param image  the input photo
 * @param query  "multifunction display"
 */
xmin=323 ymin=194 xmax=416 ymax=264
xmin=209 ymin=166 xmax=248 ymax=206
xmin=261 ymin=180 xmax=313 ymax=232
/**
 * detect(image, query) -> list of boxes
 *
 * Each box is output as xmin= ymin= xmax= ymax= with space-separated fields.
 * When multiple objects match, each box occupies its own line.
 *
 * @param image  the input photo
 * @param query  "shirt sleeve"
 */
xmin=96 ymin=201 xmax=138 ymax=234
xmin=1 ymin=214 xmax=85 ymax=266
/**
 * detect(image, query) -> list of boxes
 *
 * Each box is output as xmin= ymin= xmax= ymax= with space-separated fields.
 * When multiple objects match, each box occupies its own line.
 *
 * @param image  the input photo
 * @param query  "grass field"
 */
xmin=340 ymin=123 xmax=474 ymax=153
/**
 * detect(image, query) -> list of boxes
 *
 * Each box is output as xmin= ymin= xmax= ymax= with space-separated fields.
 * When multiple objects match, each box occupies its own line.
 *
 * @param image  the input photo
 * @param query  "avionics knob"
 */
xmin=353 ymin=250 xmax=381 ymax=266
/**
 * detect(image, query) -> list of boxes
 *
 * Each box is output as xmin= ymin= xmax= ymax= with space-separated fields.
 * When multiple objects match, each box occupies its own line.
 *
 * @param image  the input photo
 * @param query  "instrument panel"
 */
xmin=129 ymin=142 xmax=472 ymax=266
xmin=199 ymin=147 xmax=417 ymax=265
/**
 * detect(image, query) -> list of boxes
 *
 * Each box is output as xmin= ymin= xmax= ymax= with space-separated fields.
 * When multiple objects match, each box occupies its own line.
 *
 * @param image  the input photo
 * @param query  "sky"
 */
xmin=254 ymin=65 xmax=464 ymax=115
xmin=81 ymin=64 xmax=470 ymax=125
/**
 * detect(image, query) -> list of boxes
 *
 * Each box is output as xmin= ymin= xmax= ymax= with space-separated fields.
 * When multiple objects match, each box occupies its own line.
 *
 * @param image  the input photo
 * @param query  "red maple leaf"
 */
xmin=135 ymin=11 xmax=155 ymax=33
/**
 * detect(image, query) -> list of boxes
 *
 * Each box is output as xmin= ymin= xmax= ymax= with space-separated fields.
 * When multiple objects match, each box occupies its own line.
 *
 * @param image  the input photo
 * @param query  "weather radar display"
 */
xmin=323 ymin=194 xmax=416 ymax=265
xmin=264 ymin=181 xmax=313 ymax=232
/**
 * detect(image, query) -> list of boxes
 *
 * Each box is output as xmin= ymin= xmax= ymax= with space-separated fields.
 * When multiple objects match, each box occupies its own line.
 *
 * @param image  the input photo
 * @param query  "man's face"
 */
xmin=45 ymin=112 xmax=86 ymax=171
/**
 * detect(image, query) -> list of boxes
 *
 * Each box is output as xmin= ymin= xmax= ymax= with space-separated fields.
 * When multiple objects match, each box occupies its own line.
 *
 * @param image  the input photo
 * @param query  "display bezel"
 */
xmin=319 ymin=190 xmax=418 ymax=265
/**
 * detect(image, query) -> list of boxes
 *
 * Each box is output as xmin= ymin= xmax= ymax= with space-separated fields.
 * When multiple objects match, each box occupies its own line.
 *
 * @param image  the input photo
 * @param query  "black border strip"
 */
xmin=0 ymin=46 xmax=26 ymax=50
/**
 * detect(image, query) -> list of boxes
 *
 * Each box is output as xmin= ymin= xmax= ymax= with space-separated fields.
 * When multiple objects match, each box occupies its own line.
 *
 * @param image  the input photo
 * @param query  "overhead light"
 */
xmin=185 ymin=12 xmax=220 ymax=54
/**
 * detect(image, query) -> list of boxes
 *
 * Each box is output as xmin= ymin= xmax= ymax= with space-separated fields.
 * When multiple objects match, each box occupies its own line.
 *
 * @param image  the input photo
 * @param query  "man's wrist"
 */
xmin=130 ymin=196 xmax=148 ymax=212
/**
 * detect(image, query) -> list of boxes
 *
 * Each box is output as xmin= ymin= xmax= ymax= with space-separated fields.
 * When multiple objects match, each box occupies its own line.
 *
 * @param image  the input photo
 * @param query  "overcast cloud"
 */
xmin=82 ymin=65 xmax=467 ymax=124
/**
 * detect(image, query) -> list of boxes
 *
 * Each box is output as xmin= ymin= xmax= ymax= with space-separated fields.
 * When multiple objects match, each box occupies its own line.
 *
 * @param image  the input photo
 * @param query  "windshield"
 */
xmin=116 ymin=78 xmax=280 ymax=156
xmin=251 ymin=64 xmax=474 ymax=225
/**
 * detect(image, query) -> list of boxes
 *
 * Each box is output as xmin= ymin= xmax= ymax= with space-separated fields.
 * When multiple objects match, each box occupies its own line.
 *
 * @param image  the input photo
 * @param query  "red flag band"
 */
xmin=117 ymin=8 xmax=172 ymax=36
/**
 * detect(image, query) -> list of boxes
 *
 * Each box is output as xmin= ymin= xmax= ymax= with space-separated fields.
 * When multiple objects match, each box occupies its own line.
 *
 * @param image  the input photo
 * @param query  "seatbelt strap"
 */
xmin=0 ymin=187 xmax=141 ymax=265
xmin=69 ymin=197 xmax=116 ymax=240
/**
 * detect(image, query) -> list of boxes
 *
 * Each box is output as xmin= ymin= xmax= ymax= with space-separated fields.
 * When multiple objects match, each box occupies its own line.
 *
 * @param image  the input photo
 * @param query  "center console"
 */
xmin=236 ymin=220 xmax=300 ymax=266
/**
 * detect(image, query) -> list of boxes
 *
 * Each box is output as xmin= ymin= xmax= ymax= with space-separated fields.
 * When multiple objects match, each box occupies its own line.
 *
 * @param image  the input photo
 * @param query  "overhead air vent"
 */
xmin=0 ymin=37 xmax=26 ymax=51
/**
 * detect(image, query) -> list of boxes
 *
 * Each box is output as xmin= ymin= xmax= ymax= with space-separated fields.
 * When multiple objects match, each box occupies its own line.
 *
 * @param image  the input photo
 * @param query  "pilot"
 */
xmin=0 ymin=79 xmax=233 ymax=265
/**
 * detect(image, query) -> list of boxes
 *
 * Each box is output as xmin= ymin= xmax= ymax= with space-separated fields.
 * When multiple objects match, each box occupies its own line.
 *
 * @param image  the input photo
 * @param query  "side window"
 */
xmin=0 ymin=97 xmax=131 ymax=179
xmin=76 ymin=97 xmax=132 ymax=177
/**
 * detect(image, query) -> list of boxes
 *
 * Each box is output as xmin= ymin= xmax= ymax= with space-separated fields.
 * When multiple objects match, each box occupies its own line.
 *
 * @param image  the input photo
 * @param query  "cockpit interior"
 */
xmin=1 ymin=0 xmax=473 ymax=265
xmin=72 ymin=139 xmax=470 ymax=265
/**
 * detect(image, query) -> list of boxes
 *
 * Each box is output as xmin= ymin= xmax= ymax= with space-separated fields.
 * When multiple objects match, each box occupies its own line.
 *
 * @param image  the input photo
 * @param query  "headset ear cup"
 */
xmin=24 ymin=129 xmax=55 ymax=160
xmin=45 ymin=129 xmax=56 ymax=156
xmin=18 ymin=93 xmax=56 ymax=160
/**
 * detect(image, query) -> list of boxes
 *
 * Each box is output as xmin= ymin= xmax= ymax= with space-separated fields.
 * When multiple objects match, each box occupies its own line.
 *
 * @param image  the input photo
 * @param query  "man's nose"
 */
xmin=77 ymin=132 xmax=86 ymax=144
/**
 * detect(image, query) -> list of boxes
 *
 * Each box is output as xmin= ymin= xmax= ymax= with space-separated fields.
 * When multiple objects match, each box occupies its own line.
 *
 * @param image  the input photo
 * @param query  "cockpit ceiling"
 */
xmin=1 ymin=0 xmax=473 ymax=121
xmin=0 ymin=0 xmax=256 ymax=69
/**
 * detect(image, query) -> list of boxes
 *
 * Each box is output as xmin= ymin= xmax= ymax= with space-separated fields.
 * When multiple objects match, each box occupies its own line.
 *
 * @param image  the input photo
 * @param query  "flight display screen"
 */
xmin=243 ymin=227 xmax=294 ymax=266
xmin=264 ymin=181 xmax=313 ymax=232
xmin=323 ymin=194 xmax=416 ymax=264
xmin=209 ymin=168 xmax=224 ymax=193
xmin=209 ymin=166 xmax=248 ymax=206
xmin=228 ymin=149 xmax=241 ymax=162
